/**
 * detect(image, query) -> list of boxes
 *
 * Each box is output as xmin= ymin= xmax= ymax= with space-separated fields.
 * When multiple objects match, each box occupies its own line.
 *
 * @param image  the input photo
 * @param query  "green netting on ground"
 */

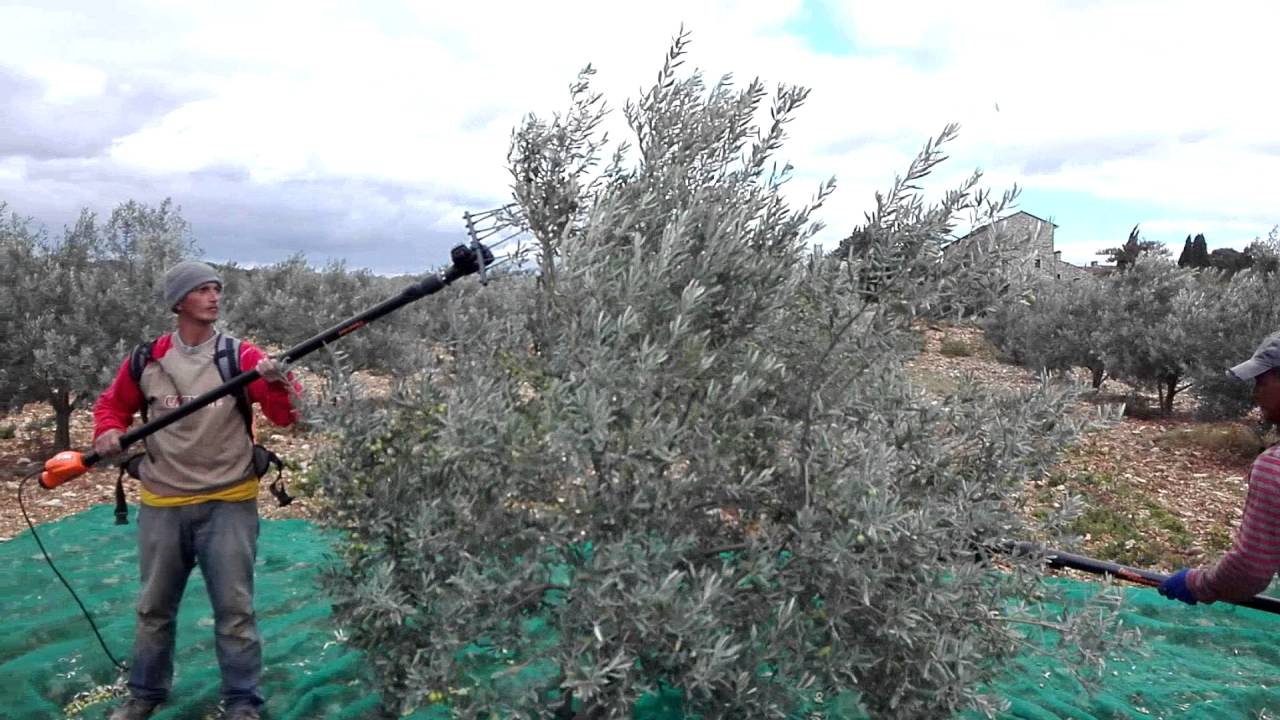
xmin=2 ymin=505 xmax=1277 ymax=719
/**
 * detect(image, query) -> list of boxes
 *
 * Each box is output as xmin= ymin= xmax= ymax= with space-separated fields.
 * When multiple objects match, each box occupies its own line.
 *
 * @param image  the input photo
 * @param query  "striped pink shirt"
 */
xmin=1189 ymin=444 xmax=1280 ymax=603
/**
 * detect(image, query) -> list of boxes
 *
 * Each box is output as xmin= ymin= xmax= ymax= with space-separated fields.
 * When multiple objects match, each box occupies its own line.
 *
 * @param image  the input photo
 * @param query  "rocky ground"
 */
xmin=908 ymin=324 xmax=1271 ymax=572
xmin=3 ymin=324 xmax=1272 ymax=577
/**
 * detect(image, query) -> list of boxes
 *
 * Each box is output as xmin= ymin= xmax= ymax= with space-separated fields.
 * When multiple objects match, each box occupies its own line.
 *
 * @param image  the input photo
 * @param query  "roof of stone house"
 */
xmin=1011 ymin=210 xmax=1058 ymax=228
xmin=942 ymin=210 xmax=1059 ymax=252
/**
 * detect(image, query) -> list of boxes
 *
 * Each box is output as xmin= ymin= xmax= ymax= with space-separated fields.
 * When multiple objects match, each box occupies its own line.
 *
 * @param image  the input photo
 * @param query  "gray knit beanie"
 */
xmin=163 ymin=260 xmax=222 ymax=311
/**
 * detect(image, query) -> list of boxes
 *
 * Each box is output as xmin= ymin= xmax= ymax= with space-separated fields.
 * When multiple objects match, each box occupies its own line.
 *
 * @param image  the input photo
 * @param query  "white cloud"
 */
xmin=28 ymin=62 xmax=107 ymax=103
xmin=0 ymin=157 xmax=23 ymax=180
xmin=0 ymin=0 xmax=1276 ymax=269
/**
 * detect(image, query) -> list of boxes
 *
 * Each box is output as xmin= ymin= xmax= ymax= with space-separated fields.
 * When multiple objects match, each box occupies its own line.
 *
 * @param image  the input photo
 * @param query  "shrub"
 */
xmin=305 ymin=33 xmax=1130 ymax=720
xmin=939 ymin=336 xmax=974 ymax=357
xmin=1153 ymin=423 xmax=1266 ymax=462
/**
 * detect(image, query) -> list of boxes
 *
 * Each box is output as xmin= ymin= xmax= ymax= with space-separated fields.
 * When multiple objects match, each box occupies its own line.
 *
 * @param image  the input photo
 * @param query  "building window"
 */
xmin=1034 ymin=258 xmax=1042 ymax=269
xmin=1056 ymin=273 xmax=1061 ymax=279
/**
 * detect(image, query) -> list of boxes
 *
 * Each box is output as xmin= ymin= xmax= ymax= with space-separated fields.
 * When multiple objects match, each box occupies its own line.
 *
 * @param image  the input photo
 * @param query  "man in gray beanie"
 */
xmin=91 ymin=259 xmax=301 ymax=720
xmin=163 ymin=259 xmax=224 ymax=312
xmin=1159 ymin=330 xmax=1280 ymax=608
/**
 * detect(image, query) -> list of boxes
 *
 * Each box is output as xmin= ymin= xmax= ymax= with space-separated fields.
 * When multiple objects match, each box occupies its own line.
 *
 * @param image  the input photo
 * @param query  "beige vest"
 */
xmin=137 ymin=333 xmax=255 ymax=497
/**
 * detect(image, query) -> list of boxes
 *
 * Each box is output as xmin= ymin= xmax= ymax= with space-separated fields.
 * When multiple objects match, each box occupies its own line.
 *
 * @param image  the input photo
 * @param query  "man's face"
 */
xmin=1254 ymin=369 xmax=1280 ymax=424
xmin=176 ymin=281 xmax=221 ymax=323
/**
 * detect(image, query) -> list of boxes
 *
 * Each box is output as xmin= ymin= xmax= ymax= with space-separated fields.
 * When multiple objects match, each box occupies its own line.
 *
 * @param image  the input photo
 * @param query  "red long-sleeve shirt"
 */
xmin=93 ymin=332 xmax=301 ymax=441
xmin=1189 ymin=444 xmax=1280 ymax=603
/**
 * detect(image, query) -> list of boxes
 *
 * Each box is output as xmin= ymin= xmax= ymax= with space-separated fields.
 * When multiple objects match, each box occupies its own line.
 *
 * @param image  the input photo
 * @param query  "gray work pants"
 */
xmin=127 ymin=499 xmax=263 ymax=711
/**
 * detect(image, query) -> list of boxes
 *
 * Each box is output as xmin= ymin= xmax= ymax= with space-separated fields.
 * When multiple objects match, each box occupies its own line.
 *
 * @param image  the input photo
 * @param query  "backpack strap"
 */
xmin=215 ymin=334 xmax=294 ymax=507
xmin=128 ymin=340 xmax=156 ymax=424
xmin=212 ymin=334 xmax=254 ymax=439
xmin=116 ymin=337 xmax=161 ymax=526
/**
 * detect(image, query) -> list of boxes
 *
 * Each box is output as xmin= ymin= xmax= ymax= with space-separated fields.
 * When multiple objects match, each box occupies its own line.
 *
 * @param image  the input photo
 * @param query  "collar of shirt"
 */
xmin=173 ymin=330 xmax=219 ymax=355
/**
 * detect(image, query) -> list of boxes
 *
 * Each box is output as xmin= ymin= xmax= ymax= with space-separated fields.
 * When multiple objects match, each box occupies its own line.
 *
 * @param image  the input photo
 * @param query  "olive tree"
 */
xmin=1095 ymin=255 xmax=1200 ymax=415
xmin=1180 ymin=266 xmax=1280 ymax=419
xmin=0 ymin=205 xmax=46 ymax=414
xmin=989 ymin=258 xmax=1279 ymax=418
xmin=223 ymin=254 xmax=422 ymax=373
xmin=0 ymin=199 xmax=194 ymax=448
xmin=305 ymin=35 xmax=1129 ymax=720
xmin=984 ymin=276 xmax=1109 ymax=388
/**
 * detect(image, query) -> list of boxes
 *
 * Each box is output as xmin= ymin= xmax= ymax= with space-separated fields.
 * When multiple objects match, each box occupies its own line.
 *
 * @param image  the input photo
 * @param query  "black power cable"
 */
xmin=17 ymin=468 xmax=129 ymax=672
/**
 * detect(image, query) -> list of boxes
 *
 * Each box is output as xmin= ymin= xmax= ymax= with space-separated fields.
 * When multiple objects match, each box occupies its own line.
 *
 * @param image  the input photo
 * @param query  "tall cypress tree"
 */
xmin=1177 ymin=234 xmax=1194 ymax=267
xmin=1191 ymin=233 xmax=1210 ymax=267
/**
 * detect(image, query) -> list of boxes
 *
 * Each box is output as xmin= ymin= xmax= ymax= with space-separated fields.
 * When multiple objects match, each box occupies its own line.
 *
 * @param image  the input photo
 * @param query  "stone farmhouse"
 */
xmin=942 ymin=211 xmax=1109 ymax=280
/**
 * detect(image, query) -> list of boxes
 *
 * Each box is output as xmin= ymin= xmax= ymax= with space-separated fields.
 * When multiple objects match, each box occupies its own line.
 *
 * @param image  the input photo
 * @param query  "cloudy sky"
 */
xmin=1 ymin=0 xmax=1276 ymax=274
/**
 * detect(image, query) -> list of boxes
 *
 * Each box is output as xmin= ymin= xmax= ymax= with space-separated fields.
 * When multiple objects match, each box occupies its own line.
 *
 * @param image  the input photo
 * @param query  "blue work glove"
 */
xmin=1158 ymin=568 xmax=1198 ymax=605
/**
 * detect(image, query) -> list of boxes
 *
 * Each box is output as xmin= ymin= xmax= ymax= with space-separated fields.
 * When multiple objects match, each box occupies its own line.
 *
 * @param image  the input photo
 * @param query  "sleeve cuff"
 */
xmin=1186 ymin=568 xmax=1217 ymax=604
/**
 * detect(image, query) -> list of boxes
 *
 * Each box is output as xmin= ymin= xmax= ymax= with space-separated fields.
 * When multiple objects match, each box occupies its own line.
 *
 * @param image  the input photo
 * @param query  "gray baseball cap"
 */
xmin=1228 ymin=330 xmax=1280 ymax=381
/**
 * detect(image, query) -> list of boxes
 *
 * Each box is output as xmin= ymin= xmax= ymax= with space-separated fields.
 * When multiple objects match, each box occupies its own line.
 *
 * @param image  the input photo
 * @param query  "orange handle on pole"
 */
xmin=40 ymin=451 xmax=91 ymax=489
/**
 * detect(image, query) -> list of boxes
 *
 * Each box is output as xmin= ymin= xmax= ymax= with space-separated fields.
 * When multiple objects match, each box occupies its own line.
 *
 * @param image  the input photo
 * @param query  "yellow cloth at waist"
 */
xmin=140 ymin=477 xmax=259 ymax=507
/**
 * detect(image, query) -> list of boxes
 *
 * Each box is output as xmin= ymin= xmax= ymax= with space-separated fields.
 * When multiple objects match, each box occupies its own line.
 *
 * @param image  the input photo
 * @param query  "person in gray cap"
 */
xmin=91 ymin=259 xmax=301 ymax=720
xmin=1159 ymin=330 xmax=1280 ymax=607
